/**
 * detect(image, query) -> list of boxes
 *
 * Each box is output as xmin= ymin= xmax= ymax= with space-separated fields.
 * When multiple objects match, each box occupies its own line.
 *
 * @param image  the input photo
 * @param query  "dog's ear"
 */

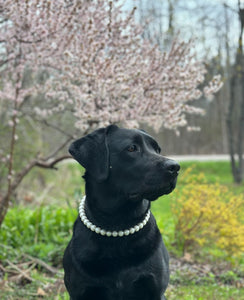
xmin=69 ymin=125 xmax=118 ymax=182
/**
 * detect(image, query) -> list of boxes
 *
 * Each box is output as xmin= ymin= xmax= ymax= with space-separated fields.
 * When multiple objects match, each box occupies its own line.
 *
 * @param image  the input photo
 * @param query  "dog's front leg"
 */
xmin=68 ymin=286 xmax=109 ymax=300
xmin=131 ymin=274 xmax=164 ymax=300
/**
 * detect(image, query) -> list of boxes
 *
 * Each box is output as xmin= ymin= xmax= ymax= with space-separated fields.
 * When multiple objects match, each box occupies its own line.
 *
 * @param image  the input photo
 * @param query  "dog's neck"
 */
xmin=79 ymin=196 xmax=151 ymax=237
xmin=83 ymin=177 xmax=150 ymax=232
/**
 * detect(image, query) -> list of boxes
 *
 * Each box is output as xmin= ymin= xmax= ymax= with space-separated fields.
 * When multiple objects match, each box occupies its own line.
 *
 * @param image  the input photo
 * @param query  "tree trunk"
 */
xmin=226 ymin=2 xmax=244 ymax=184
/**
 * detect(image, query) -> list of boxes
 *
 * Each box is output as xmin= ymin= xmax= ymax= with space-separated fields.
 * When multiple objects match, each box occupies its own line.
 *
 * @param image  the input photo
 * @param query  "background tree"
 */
xmin=135 ymin=0 xmax=244 ymax=183
xmin=226 ymin=0 xmax=244 ymax=183
xmin=0 ymin=0 xmax=222 ymax=226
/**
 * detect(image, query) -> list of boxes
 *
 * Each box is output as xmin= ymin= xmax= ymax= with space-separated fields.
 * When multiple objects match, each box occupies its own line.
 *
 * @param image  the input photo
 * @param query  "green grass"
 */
xmin=166 ymin=284 xmax=244 ymax=300
xmin=179 ymin=161 xmax=244 ymax=193
xmin=1 ymin=281 xmax=243 ymax=300
xmin=179 ymin=161 xmax=233 ymax=183
xmin=0 ymin=160 xmax=243 ymax=299
xmin=0 ymin=269 xmax=69 ymax=300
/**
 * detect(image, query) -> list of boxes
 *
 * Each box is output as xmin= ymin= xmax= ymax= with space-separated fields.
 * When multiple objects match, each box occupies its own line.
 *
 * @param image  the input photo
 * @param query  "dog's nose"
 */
xmin=165 ymin=159 xmax=180 ymax=175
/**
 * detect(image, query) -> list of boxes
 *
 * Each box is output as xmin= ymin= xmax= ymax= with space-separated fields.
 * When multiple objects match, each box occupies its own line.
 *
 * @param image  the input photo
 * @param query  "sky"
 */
xmin=122 ymin=0 xmax=241 ymax=63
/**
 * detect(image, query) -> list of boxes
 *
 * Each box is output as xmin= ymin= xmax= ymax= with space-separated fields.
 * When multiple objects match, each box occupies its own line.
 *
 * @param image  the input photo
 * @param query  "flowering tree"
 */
xmin=0 ymin=0 xmax=222 ymax=226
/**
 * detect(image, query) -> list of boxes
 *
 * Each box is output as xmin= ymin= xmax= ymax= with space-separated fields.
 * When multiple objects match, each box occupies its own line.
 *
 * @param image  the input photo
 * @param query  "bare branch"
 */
xmin=23 ymin=254 xmax=59 ymax=275
xmin=4 ymin=154 xmax=71 ymax=206
xmin=6 ymin=260 xmax=33 ymax=283
xmin=42 ymin=120 xmax=75 ymax=138
xmin=35 ymin=155 xmax=72 ymax=170
xmin=44 ymin=137 xmax=73 ymax=161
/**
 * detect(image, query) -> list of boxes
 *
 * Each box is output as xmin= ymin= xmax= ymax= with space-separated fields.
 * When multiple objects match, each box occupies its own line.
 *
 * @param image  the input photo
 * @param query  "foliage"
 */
xmin=171 ymin=167 xmax=244 ymax=258
xmin=0 ymin=205 xmax=77 ymax=265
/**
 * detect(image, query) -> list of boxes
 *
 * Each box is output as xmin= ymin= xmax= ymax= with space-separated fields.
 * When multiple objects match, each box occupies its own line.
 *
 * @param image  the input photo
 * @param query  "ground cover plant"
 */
xmin=172 ymin=168 xmax=244 ymax=258
xmin=0 ymin=161 xmax=244 ymax=299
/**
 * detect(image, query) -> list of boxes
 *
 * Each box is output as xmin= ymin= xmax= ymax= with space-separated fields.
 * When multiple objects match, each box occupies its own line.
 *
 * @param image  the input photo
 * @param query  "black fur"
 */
xmin=63 ymin=125 xmax=180 ymax=300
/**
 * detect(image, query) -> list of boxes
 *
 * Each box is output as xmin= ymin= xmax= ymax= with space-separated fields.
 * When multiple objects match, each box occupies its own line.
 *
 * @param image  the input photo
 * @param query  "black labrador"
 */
xmin=63 ymin=124 xmax=180 ymax=300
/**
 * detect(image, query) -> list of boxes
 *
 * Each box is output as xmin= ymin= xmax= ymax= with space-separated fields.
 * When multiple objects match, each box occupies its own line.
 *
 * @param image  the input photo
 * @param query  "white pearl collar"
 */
xmin=79 ymin=196 xmax=151 ymax=237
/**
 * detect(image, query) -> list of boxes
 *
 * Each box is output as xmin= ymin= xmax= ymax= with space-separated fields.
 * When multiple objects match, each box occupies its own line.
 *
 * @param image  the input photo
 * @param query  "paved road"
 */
xmin=169 ymin=154 xmax=230 ymax=162
xmin=63 ymin=155 xmax=232 ymax=165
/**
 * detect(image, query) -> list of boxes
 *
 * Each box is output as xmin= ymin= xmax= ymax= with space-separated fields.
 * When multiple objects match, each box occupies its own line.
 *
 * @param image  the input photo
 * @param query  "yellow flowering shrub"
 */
xmin=172 ymin=168 xmax=244 ymax=258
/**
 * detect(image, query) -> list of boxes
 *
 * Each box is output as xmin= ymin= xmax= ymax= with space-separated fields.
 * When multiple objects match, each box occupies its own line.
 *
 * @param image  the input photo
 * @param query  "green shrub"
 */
xmin=0 ymin=204 xmax=77 ymax=264
xmin=172 ymin=167 xmax=244 ymax=259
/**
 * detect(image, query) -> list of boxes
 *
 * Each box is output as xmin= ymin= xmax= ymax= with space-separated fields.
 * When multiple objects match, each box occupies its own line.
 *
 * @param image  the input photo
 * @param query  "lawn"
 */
xmin=166 ymin=284 xmax=244 ymax=300
xmin=0 ymin=160 xmax=243 ymax=299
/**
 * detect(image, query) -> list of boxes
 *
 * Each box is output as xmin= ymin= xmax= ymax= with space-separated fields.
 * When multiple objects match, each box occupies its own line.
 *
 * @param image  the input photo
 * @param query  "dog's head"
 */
xmin=69 ymin=125 xmax=180 ymax=201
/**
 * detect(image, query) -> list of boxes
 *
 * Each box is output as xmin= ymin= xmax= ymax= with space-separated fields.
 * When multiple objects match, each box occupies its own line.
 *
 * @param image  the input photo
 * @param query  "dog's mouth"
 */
xmin=161 ymin=182 xmax=176 ymax=195
xmin=128 ymin=179 xmax=177 ymax=202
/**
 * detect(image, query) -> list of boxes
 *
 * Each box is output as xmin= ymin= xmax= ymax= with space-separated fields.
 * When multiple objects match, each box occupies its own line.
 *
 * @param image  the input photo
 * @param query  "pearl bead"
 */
xmin=129 ymin=228 xmax=135 ymax=234
xmin=112 ymin=231 xmax=118 ymax=237
xmin=106 ymin=231 xmax=112 ymax=237
xmin=119 ymin=231 xmax=124 ymax=237
xmin=95 ymin=227 xmax=101 ymax=234
xmin=87 ymin=221 xmax=92 ymax=228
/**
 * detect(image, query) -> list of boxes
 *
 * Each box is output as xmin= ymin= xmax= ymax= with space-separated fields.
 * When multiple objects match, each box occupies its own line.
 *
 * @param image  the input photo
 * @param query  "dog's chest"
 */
xmin=72 ymin=222 xmax=162 ymax=278
xmin=78 ymin=237 xmax=151 ymax=276
xmin=71 ymin=234 xmax=167 ymax=299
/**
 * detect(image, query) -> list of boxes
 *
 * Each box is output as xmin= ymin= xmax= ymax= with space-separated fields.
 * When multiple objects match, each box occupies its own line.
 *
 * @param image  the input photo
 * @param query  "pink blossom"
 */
xmin=0 ymin=0 xmax=222 ymax=135
xmin=8 ymin=120 xmax=14 ymax=127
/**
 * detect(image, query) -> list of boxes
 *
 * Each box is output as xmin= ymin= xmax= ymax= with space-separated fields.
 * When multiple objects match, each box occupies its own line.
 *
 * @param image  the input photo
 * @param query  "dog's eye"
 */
xmin=127 ymin=145 xmax=137 ymax=152
xmin=156 ymin=147 xmax=161 ymax=154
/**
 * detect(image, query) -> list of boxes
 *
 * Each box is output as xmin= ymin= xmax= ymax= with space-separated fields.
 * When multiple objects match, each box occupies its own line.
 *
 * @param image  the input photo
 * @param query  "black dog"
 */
xmin=63 ymin=125 xmax=180 ymax=300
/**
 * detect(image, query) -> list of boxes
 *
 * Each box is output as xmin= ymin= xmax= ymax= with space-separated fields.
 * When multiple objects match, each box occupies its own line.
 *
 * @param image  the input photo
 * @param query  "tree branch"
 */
xmin=42 ymin=120 xmax=75 ymax=138
xmin=44 ymin=137 xmax=73 ymax=161
xmin=1 ymin=154 xmax=72 ymax=220
xmin=35 ymin=154 xmax=72 ymax=170
xmin=23 ymin=254 xmax=59 ymax=275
